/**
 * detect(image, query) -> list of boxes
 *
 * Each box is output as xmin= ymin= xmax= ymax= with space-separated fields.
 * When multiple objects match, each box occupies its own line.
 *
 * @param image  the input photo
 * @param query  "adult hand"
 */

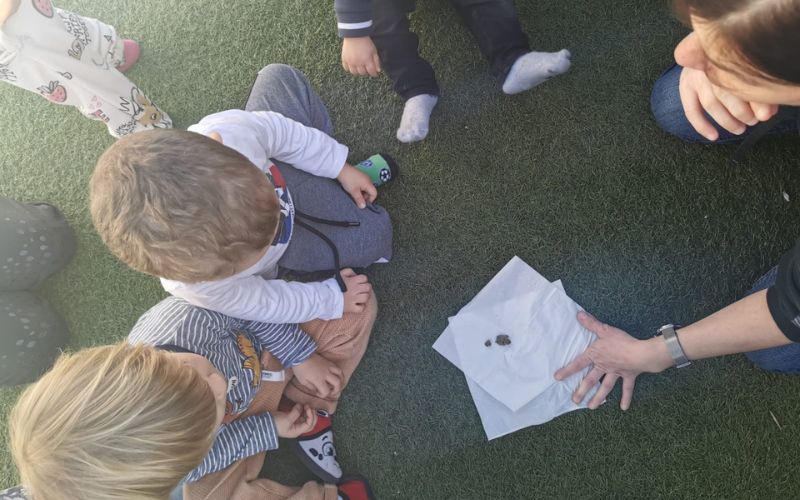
xmin=342 ymin=37 xmax=382 ymax=77
xmin=337 ymin=163 xmax=377 ymax=209
xmin=293 ymin=353 xmax=344 ymax=399
xmin=554 ymin=311 xmax=672 ymax=411
xmin=340 ymin=268 xmax=372 ymax=313
xmin=679 ymin=66 xmax=779 ymax=141
xmin=274 ymin=403 xmax=317 ymax=438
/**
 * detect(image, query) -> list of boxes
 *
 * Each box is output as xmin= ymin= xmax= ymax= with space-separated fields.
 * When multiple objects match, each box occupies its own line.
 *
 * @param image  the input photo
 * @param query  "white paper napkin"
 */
xmin=432 ymin=256 xmax=600 ymax=439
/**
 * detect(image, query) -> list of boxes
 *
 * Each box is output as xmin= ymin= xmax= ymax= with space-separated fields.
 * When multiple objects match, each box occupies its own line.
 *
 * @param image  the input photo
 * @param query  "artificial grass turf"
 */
xmin=2 ymin=0 xmax=800 ymax=497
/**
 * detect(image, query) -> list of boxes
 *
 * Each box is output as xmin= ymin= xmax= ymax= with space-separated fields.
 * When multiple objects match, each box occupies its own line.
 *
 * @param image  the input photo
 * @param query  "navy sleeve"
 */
xmin=766 ymin=240 xmax=800 ymax=342
xmin=334 ymin=0 xmax=373 ymax=37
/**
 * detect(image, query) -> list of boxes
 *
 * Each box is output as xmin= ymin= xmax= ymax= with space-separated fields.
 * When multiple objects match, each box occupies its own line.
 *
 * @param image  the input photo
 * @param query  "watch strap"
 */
xmin=660 ymin=324 xmax=691 ymax=368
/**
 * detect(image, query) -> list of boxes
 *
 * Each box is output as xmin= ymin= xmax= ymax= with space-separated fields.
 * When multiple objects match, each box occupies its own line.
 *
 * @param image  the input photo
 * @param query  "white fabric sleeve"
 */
xmin=249 ymin=111 xmax=348 ymax=178
xmin=165 ymin=276 xmax=345 ymax=324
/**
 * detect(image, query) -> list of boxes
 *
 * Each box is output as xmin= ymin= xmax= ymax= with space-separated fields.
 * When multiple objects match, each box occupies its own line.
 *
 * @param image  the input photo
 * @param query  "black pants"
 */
xmin=371 ymin=0 xmax=531 ymax=100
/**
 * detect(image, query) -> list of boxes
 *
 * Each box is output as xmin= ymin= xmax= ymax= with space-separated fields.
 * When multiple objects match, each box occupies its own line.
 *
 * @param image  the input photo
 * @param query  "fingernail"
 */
xmin=746 ymin=119 xmax=757 ymax=126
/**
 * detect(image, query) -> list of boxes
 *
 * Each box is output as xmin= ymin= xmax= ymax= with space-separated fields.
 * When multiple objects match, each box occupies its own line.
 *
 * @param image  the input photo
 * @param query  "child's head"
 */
xmin=10 ymin=343 xmax=218 ymax=500
xmin=90 ymin=129 xmax=280 ymax=282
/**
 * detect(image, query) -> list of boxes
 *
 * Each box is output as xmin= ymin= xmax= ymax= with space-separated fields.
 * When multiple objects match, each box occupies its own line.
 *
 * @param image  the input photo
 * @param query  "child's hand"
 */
xmin=341 ymin=268 xmax=372 ymax=313
xmin=342 ymin=37 xmax=381 ymax=77
xmin=337 ymin=164 xmax=377 ymax=209
xmin=274 ymin=403 xmax=317 ymax=438
xmin=293 ymin=353 xmax=344 ymax=399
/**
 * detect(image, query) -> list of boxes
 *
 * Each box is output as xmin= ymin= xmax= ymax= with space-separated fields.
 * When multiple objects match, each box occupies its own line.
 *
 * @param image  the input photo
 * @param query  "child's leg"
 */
xmin=371 ymin=0 xmax=439 ymax=142
xmin=0 ymin=0 xmax=171 ymax=136
xmin=285 ymin=292 xmax=378 ymax=412
xmin=243 ymin=64 xmax=392 ymax=272
xmin=449 ymin=0 xmax=571 ymax=94
xmin=183 ymin=453 xmax=337 ymax=500
xmin=370 ymin=0 xmax=438 ymax=102
xmin=244 ymin=63 xmax=336 ymax=134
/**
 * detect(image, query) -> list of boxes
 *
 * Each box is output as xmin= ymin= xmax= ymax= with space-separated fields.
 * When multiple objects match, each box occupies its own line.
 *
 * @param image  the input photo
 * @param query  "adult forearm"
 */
xmin=664 ymin=289 xmax=791 ymax=365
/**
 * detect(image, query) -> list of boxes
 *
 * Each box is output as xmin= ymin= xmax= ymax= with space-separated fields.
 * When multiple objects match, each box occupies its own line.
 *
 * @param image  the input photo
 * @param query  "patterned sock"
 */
xmin=354 ymin=154 xmax=399 ymax=187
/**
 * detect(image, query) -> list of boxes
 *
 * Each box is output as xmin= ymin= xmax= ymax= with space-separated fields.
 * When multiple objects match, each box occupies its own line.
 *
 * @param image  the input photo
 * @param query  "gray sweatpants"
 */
xmin=244 ymin=64 xmax=392 ymax=273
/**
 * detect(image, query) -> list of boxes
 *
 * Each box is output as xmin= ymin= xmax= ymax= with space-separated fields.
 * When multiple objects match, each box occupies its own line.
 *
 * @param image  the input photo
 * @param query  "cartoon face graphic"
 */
xmin=37 ymin=81 xmax=67 ymax=103
xmin=32 ymin=0 xmax=54 ymax=17
xmin=130 ymin=88 xmax=164 ymax=127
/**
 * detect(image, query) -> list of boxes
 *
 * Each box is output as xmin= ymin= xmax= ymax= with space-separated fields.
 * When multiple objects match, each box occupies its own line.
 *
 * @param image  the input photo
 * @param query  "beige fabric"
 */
xmin=185 ymin=293 xmax=378 ymax=500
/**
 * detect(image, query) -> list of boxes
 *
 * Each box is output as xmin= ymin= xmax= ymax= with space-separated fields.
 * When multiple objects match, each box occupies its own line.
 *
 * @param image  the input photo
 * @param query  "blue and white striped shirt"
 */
xmin=127 ymin=297 xmax=316 ymax=482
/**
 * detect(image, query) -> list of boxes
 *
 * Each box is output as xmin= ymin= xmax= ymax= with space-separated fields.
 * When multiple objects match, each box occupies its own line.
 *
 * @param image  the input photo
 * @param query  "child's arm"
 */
xmin=334 ymin=0 xmax=381 ymax=76
xmin=246 ymin=322 xmax=317 ymax=369
xmin=185 ymin=405 xmax=316 ymax=483
xmin=192 ymin=110 xmax=378 ymax=207
xmin=163 ymin=274 xmax=345 ymax=324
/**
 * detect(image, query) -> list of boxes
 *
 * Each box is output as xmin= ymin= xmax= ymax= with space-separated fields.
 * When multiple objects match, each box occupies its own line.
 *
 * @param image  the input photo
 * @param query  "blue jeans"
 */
xmin=650 ymin=64 xmax=799 ymax=144
xmin=743 ymin=267 xmax=800 ymax=373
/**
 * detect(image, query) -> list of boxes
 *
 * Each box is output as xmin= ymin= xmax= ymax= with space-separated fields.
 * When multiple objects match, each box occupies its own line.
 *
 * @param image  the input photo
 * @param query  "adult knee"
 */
xmin=649 ymin=64 xmax=702 ymax=142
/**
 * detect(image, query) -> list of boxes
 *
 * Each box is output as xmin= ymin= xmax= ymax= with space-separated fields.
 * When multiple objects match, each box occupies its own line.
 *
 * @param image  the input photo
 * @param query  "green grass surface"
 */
xmin=3 ymin=0 xmax=800 ymax=498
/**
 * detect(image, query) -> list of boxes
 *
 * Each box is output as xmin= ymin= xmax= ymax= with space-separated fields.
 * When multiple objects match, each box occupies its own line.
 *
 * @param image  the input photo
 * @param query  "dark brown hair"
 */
xmin=675 ymin=0 xmax=800 ymax=84
xmin=90 ymin=129 xmax=279 ymax=282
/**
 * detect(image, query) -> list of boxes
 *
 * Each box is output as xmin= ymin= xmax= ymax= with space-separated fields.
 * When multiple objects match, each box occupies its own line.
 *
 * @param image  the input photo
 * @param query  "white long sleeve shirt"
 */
xmin=160 ymin=109 xmax=348 ymax=323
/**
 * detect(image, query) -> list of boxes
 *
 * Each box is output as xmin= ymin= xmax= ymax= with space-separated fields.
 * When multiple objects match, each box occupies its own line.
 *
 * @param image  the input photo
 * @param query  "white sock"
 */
xmin=396 ymin=94 xmax=438 ymax=143
xmin=502 ymin=49 xmax=572 ymax=95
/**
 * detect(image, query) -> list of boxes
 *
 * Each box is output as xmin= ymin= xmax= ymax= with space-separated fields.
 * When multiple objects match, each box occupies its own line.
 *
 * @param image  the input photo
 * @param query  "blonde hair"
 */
xmin=90 ymin=129 xmax=280 ymax=282
xmin=10 ymin=343 xmax=217 ymax=500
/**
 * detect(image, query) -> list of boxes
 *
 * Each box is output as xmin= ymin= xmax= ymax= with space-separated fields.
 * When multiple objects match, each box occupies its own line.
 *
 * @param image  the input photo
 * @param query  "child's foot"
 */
xmin=115 ymin=40 xmax=141 ymax=73
xmin=291 ymin=410 xmax=342 ymax=483
xmin=354 ymin=154 xmax=399 ymax=187
xmin=397 ymin=94 xmax=438 ymax=143
xmin=502 ymin=49 xmax=571 ymax=95
xmin=337 ymin=476 xmax=376 ymax=500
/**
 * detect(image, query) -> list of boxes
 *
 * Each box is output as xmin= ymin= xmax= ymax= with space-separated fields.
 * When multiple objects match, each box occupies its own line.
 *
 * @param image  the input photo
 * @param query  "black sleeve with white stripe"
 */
xmin=185 ymin=413 xmax=279 ymax=483
xmin=334 ymin=0 xmax=373 ymax=37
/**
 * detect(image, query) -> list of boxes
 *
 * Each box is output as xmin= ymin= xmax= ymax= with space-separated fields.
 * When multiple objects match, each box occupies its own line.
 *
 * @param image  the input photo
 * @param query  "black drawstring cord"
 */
xmin=293 ymin=212 xmax=360 ymax=292
xmin=294 ymin=210 xmax=360 ymax=228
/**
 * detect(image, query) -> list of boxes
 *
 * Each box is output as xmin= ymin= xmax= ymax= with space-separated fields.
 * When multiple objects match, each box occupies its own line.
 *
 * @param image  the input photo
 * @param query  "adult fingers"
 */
xmin=576 ymin=311 xmax=611 ymax=338
xmin=751 ymin=102 xmax=779 ymax=122
xmin=588 ymin=374 xmax=617 ymax=409
xmin=620 ymin=376 xmax=636 ymax=411
xmin=716 ymin=90 xmax=757 ymax=126
xmin=698 ymin=88 xmax=746 ymax=135
xmin=340 ymin=268 xmax=356 ymax=278
xmin=554 ymin=351 xmax=592 ymax=381
xmin=572 ymin=366 xmax=603 ymax=404
xmin=680 ymin=77 xmax=719 ymax=141
xmin=356 ymin=65 xmax=368 ymax=76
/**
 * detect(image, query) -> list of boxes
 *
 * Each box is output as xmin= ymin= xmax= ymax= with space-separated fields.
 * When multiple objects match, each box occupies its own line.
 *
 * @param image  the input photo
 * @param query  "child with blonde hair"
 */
xmin=0 ymin=0 xmax=171 ymax=136
xmin=9 ymin=291 xmax=379 ymax=500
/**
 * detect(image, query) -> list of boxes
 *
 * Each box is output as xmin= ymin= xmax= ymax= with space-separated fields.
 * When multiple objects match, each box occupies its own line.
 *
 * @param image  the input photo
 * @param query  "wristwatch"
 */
xmin=656 ymin=324 xmax=691 ymax=368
